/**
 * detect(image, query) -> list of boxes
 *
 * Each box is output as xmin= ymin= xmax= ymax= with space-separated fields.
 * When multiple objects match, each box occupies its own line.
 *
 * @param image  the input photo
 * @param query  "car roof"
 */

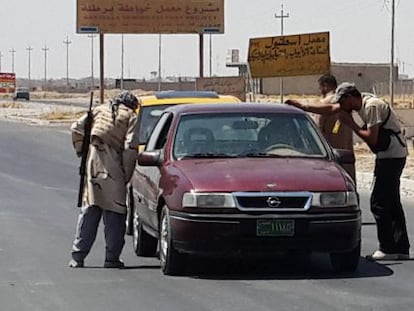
xmin=164 ymin=102 xmax=305 ymax=115
xmin=138 ymin=91 xmax=240 ymax=106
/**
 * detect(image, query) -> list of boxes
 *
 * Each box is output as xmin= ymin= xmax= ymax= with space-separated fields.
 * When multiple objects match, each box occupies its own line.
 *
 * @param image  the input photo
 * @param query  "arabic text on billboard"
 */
xmin=248 ymin=32 xmax=330 ymax=78
xmin=0 ymin=73 xmax=16 ymax=93
xmin=77 ymin=0 xmax=224 ymax=34
xmin=196 ymin=77 xmax=246 ymax=101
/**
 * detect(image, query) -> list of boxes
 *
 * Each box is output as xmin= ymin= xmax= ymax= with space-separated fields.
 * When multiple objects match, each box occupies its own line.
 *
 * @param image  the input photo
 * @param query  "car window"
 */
xmin=145 ymin=112 xmax=173 ymax=151
xmin=173 ymin=113 xmax=328 ymax=159
xmin=138 ymin=104 xmax=176 ymax=144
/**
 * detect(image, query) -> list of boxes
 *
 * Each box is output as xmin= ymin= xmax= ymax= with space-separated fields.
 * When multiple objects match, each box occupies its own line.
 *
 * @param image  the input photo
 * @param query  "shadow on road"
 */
xmin=186 ymin=253 xmax=394 ymax=280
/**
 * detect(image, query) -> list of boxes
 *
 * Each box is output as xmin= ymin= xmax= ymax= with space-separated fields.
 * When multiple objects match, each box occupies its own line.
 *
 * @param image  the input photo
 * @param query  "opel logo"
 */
xmin=267 ymin=196 xmax=282 ymax=208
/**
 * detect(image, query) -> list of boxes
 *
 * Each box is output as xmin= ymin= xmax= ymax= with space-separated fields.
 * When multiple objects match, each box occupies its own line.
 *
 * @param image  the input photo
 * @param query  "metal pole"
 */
xmin=275 ymin=4 xmax=289 ymax=103
xmin=9 ymin=48 xmax=16 ymax=73
xmin=199 ymin=33 xmax=204 ymax=78
xmin=158 ymin=33 xmax=162 ymax=91
xmin=88 ymin=34 xmax=96 ymax=90
xmin=209 ymin=34 xmax=212 ymax=77
xmin=26 ymin=45 xmax=33 ymax=89
xmin=390 ymin=0 xmax=395 ymax=107
xmin=99 ymin=32 xmax=104 ymax=104
xmin=121 ymin=34 xmax=124 ymax=90
xmin=41 ymin=45 xmax=49 ymax=84
xmin=63 ymin=36 xmax=72 ymax=92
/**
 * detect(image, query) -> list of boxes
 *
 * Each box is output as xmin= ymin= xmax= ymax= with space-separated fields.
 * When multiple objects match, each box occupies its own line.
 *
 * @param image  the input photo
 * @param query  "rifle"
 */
xmin=77 ymin=91 xmax=94 ymax=207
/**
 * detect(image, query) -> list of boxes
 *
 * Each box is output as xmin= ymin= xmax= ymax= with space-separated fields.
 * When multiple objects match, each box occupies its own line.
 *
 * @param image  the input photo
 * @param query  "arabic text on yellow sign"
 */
xmin=248 ymin=32 xmax=331 ymax=78
xmin=77 ymin=0 xmax=224 ymax=34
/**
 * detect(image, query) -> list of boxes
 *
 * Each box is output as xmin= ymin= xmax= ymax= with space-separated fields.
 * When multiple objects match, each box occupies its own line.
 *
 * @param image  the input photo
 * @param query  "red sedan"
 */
xmin=128 ymin=103 xmax=360 ymax=275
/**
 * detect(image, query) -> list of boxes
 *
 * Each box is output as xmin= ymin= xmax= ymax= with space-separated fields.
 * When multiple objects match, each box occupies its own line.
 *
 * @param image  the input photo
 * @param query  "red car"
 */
xmin=129 ymin=103 xmax=360 ymax=275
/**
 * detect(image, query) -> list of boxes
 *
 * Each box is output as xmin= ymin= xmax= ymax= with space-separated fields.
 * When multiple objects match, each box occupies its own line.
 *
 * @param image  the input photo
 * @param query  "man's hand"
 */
xmin=285 ymin=99 xmax=306 ymax=110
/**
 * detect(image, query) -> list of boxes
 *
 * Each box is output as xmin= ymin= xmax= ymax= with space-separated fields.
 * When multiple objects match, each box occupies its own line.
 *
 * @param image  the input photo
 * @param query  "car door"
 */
xmin=132 ymin=112 xmax=173 ymax=234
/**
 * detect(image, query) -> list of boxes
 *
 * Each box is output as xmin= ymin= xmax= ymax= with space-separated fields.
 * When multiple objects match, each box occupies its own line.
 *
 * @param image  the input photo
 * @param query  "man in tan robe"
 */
xmin=69 ymin=91 xmax=140 ymax=268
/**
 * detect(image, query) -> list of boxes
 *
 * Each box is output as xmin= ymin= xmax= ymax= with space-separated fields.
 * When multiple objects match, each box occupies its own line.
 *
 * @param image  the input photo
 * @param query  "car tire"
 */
xmin=330 ymin=242 xmax=360 ymax=273
xmin=132 ymin=206 xmax=158 ymax=257
xmin=159 ymin=206 xmax=186 ymax=275
xmin=125 ymin=188 xmax=134 ymax=236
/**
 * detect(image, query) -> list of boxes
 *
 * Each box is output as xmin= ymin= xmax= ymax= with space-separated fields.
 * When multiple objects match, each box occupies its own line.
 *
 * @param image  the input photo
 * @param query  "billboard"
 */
xmin=0 ymin=73 xmax=16 ymax=93
xmin=196 ymin=76 xmax=246 ymax=101
xmin=248 ymin=32 xmax=330 ymax=78
xmin=77 ymin=0 xmax=224 ymax=34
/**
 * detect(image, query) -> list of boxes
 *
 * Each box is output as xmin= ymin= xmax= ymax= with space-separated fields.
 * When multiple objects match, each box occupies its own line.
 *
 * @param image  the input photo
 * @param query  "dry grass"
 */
xmin=0 ymin=102 xmax=24 ymax=109
xmin=39 ymin=109 xmax=85 ymax=120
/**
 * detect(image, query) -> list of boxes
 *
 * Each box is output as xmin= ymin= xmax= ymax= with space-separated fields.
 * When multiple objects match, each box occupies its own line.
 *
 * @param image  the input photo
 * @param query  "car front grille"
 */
xmin=233 ymin=192 xmax=312 ymax=212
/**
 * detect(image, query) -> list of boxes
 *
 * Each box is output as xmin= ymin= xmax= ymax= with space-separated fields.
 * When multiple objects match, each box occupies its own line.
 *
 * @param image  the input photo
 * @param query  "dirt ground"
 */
xmin=1 ymin=90 xmax=414 ymax=181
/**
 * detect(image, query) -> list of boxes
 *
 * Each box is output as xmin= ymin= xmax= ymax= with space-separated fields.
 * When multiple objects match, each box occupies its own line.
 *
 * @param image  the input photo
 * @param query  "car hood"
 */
xmin=173 ymin=158 xmax=347 ymax=192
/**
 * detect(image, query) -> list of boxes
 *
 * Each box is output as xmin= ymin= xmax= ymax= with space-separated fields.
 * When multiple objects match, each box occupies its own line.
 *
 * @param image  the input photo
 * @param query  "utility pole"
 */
xmin=9 ymin=48 xmax=16 ymax=73
xmin=63 ymin=36 xmax=72 ymax=91
xmin=41 ymin=45 xmax=49 ymax=84
xmin=275 ymin=4 xmax=289 ymax=103
xmin=26 ymin=45 xmax=33 ymax=89
xmin=389 ymin=0 xmax=395 ymax=107
xmin=0 ymin=51 xmax=3 ymax=72
xmin=121 ymin=34 xmax=124 ymax=90
xmin=158 ymin=34 xmax=162 ymax=91
xmin=88 ymin=34 xmax=96 ymax=90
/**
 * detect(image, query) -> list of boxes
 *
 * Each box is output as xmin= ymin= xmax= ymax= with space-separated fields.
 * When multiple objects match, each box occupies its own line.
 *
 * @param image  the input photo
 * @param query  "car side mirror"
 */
xmin=138 ymin=150 xmax=162 ymax=166
xmin=333 ymin=148 xmax=355 ymax=164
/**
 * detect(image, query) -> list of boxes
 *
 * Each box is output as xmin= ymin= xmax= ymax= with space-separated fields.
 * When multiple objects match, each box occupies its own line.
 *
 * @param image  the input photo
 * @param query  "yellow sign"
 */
xmin=77 ymin=0 xmax=224 ymax=34
xmin=248 ymin=32 xmax=330 ymax=78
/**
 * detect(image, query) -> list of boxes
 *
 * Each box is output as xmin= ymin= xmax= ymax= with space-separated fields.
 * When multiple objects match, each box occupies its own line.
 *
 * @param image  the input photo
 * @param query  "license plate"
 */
xmin=256 ymin=219 xmax=295 ymax=237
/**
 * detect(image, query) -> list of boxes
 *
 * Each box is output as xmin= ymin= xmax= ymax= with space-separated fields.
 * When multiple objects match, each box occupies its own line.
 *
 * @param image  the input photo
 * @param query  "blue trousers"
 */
xmin=71 ymin=205 xmax=126 ymax=262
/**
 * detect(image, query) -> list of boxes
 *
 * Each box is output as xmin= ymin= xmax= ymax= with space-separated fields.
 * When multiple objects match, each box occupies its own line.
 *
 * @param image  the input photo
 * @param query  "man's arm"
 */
xmin=285 ymin=97 xmax=341 ymax=115
xmin=339 ymin=111 xmax=379 ymax=146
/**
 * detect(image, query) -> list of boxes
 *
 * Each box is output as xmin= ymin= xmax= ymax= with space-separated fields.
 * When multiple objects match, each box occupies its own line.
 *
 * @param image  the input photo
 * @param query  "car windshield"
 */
xmin=138 ymin=104 xmax=175 ymax=144
xmin=173 ymin=113 xmax=328 ymax=159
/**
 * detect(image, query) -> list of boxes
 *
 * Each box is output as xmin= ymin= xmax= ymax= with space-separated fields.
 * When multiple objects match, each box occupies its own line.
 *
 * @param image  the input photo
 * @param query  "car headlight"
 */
xmin=182 ymin=192 xmax=236 ymax=208
xmin=312 ymin=191 xmax=358 ymax=207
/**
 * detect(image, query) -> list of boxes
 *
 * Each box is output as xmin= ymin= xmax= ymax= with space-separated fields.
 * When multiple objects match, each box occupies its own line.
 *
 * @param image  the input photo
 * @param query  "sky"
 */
xmin=1 ymin=0 xmax=414 ymax=80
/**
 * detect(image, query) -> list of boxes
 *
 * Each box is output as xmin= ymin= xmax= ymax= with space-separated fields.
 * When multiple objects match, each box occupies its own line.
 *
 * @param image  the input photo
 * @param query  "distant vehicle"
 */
xmin=14 ymin=87 xmax=30 ymax=101
xmin=129 ymin=102 xmax=361 ymax=275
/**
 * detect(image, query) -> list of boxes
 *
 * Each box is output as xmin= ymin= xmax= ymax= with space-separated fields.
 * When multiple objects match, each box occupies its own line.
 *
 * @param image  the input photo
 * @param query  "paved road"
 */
xmin=0 ymin=120 xmax=414 ymax=311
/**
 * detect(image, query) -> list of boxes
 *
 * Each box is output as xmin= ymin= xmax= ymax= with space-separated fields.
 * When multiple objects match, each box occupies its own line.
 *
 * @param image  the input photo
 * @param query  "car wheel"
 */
xmin=125 ymin=188 xmax=134 ymax=236
xmin=159 ymin=206 xmax=186 ymax=275
xmin=132 ymin=206 xmax=157 ymax=257
xmin=330 ymin=242 xmax=360 ymax=273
